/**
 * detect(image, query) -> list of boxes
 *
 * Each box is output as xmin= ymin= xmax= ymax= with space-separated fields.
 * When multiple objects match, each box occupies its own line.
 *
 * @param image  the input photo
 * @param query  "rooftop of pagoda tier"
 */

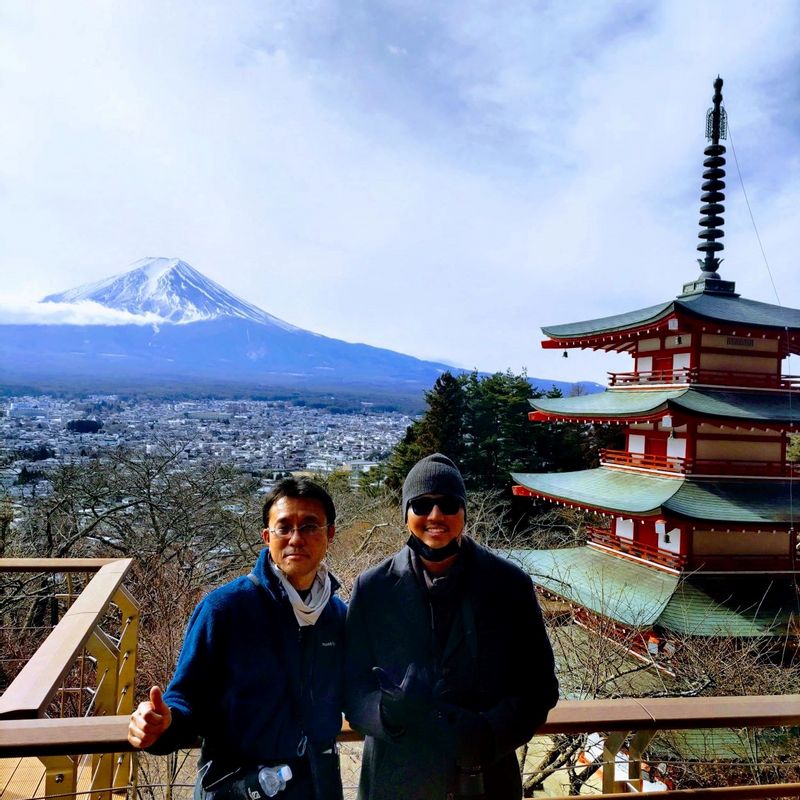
xmin=528 ymin=387 xmax=800 ymax=426
xmin=511 ymin=467 xmax=796 ymax=524
xmin=504 ymin=546 xmax=797 ymax=637
xmin=541 ymin=289 xmax=800 ymax=354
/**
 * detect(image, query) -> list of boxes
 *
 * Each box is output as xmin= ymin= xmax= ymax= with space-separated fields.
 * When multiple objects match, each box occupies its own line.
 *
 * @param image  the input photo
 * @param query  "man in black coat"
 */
xmin=345 ymin=453 xmax=558 ymax=800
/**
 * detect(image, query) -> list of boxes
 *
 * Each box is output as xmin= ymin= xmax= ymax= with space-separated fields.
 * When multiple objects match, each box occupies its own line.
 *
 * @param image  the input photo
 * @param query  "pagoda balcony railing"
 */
xmin=602 ymin=449 xmax=800 ymax=478
xmin=689 ymin=552 xmax=797 ymax=572
xmin=690 ymin=458 xmax=800 ymax=477
xmin=607 ymin=367 xmax=800 ymax=390
xmin=588 ymin=527 xmax=687 ymax=570
xmin=0 ymin=558 xmax=139 ymax=800
xmin=3 ymin=696 xmax=800 ymax=798
xmin=601 ymin=449 xmax=686 ymax=473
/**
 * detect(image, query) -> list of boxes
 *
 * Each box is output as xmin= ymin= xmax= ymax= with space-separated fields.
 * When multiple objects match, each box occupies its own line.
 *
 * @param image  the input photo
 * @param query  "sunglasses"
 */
xmin=408 ymin=496 xmax=463 ymax=516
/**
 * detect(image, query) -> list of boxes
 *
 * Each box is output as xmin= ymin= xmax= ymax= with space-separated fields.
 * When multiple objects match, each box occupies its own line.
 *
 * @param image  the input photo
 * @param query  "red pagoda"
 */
xmin=512 ymin=78 xmax=800 ymax=645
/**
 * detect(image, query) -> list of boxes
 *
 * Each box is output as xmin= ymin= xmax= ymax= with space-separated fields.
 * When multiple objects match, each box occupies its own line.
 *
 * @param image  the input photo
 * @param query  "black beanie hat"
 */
xmin=402 ymin=453 xmax=467 ymax=520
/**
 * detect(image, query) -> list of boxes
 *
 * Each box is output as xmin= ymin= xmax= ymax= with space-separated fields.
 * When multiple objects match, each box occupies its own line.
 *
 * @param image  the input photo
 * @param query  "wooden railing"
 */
xmin=2 ymin=696 xmax=800 ymax=797
xmin=601 ymin=450 xmax=800 ymax=478
xmin=601 ymin=448 xmax=686 ymax=473
xmin=690 ymin=459 xmax=800 ymax=477
xmin=3 ymin=559 xmax=800 ymax=797
xmin=0 ymin=558 xmax=139 ymax=799
xmin=588 ymin=527 xmax=687 ymax=570
xmin=607 ymin=367 xmax=800 ymax=390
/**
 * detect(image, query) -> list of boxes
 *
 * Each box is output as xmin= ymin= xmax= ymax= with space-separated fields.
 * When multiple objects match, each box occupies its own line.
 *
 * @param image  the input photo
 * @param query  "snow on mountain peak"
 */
xmin=42 ymin=257 xmax=298 ymax=330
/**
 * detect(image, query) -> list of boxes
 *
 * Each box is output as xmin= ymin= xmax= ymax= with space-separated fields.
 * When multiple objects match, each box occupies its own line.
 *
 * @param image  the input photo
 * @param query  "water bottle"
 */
xmin=255 ymin=764 xmax=293 ymax=797
xmin=206 ymin=764 xmax=292 ymax=799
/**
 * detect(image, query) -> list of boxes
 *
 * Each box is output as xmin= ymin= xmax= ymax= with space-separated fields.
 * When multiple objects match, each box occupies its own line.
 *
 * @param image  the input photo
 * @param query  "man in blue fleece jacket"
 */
xmin=128 ymin=478 xmax=346 ymax=800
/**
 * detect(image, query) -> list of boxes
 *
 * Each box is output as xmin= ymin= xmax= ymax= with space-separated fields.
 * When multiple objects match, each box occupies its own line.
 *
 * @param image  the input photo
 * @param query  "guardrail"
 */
xmin=587 ymin=527 xmax=687 ymax=571
xmin=0 ymin=558 xmax=139 ymax=800
xmin=3 ymin=560 xmax=800 ymax=798
xmin=2 ymin=696 xmax=800 ymax=797
xmin=607 ymin=368 xmax=800 ymax=390
xmin=600 ymin=449 xmax=687 ymax=473
xmin=600 ymin=449 xmax=800 ymax=478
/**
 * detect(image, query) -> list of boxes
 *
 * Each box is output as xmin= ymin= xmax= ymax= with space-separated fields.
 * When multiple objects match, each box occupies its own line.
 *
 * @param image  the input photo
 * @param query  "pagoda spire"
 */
xmin=682 ymin=76 xmax=736 ymax=296
xmin=697 ymin=76 xmax=727 ymax=273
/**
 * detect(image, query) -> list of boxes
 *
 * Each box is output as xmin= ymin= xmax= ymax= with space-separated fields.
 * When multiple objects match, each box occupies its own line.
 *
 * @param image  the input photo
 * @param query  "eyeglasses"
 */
xmin=268 ymin=523 xmax=329 ymax=538
xmin=408 ymin=496 xmax=463 ymax=516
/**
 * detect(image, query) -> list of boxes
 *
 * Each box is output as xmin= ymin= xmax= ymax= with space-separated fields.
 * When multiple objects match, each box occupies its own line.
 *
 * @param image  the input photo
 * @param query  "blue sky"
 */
xmin=1 ymin=1 xmax=799 ymax=383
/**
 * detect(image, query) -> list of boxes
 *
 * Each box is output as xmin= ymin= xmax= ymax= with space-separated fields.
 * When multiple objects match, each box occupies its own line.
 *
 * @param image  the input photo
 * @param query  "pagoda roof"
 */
xmin=543 ymin=291 xmax=800 ymax=340
xmin=505 ymin=546 xmax=677 ymax=627
xmin=530 ymin=387 xmax=800 ymax=425
xmin=511 ymin=467 xmax=797 ymax=523
xmin=505 ymin=546 xmax=796 ymax=636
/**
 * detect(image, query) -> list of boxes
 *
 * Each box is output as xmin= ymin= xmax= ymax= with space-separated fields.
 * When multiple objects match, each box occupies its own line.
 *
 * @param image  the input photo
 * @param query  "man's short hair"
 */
xmin=262 ymin=477 xmax=336 ymax=528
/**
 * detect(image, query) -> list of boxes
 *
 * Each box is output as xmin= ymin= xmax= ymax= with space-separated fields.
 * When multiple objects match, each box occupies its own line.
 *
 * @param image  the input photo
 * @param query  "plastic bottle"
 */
xmin=209 ymin=764 xmax=293 ymax=799
xmin=256 ymin=764 xmax=293 ymax=797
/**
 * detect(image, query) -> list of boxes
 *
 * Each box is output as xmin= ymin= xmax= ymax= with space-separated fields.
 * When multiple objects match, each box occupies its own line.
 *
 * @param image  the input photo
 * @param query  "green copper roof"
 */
xmin=657 ymin=576 xmax=797 ymax=637
xmin=666 ymin=479 xmax=797 ymax=524
xmin=542 ymin=291 xmax=800 ymax=340
xmin=542 ymin=301 xmax=673 ymax=338
xmin=666 ymin=729 xmax=762 ymax=762
xmin=512 ymin=468 xmax=681 ymax=514
xmin=503 ymin=547 xmax=797 ymax=636
xmin=512 ymin=468 xmax=797 ymax=523
xmin=503 ymin=547 xmax=678 ymax=627
xmin=531 ymin=389 xmax=684 ymax=418
xmin=677 ymin=291 xmax=800 ymax=331
xmin=673 ymin=388 xmax=800 ymax=423
xmin=531 ymin=387 xmax=800 ymax=424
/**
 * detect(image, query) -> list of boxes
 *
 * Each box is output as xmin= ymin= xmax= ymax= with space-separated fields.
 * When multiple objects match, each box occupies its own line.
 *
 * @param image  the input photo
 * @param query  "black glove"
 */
xmin=433 ymin=702 xmax=494 ymax=768
xmin=373 ymin=664 xmax=433 ymax=733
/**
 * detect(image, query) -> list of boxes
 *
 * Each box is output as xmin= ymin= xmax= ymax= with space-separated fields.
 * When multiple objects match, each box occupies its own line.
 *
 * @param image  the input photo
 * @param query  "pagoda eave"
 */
xmin=512 ymin=468 xmax=799 ymax=525
xmin=529 ymin=388 xmax=800 ymax=429
xmin=511 ymin=483 xmax=664 ymax=518
xmin=507 ymin=547 xmax=798 ymax=637
xmin=542 ymin=295 xmax=800 ymax=355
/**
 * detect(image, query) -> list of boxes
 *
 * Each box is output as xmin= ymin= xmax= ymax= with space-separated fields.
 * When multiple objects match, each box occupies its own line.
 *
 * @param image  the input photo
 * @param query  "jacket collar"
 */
xmin=253 ymin=548 xmax=341 ymax=600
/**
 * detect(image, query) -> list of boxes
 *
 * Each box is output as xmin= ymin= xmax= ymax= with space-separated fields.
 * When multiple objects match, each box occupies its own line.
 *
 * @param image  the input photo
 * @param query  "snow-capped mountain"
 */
xmin=43 ymin=257 xmax=297 ymax=330
xmin=2 ymin=257 xmax=595 ymax=399
xmin=1 ymin=257 xmax=454 ymax=396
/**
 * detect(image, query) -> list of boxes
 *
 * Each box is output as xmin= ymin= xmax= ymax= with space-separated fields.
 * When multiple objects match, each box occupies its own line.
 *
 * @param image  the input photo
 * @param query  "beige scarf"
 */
xmin=271 ymin=560 xmax=332 ymax=627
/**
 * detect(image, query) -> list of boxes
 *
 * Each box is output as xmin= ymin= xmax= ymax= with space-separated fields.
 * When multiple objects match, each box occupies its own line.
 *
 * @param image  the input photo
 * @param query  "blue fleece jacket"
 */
xmin=149 ymin=548 xmax=346 ymax=771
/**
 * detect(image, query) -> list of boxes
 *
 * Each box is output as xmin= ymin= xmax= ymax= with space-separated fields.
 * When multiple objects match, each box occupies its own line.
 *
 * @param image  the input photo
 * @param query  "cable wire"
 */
xmin=723 ymin=109 xmax=781 ymax=305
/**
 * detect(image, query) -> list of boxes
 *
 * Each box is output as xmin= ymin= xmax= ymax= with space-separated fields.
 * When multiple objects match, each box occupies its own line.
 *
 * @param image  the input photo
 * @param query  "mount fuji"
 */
xmin=1 ymin=257 xmax=463 ymax=399
xmin=1 ymin=257 xmax=590 ymax=400
xmin=43 ymin=257 xmax=299 ymax=330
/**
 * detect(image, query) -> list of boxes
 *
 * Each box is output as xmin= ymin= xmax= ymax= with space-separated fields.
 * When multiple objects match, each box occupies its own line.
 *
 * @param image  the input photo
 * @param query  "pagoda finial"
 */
xmin=682 ymin=76 xmax=736 ymax=296
xmin=697 ymin=75 xmax=728 ymax=276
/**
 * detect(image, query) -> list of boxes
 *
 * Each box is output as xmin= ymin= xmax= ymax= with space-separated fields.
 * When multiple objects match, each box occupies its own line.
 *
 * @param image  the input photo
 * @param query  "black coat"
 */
xmin=345 ymin=537 xmax=558 ymax=800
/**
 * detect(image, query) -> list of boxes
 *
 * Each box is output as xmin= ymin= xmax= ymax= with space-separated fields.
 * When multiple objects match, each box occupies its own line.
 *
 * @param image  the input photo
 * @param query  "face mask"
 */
xmin=406 ymin=534 xmax=461 ymax=562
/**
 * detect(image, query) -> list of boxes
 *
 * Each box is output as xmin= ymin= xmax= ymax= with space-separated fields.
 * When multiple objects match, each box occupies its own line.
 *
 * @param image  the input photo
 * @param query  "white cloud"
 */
xmin=0 ymin=299 xmax=163 ymax=327
xmin=0 ymin=1 xmax=799 ymax=384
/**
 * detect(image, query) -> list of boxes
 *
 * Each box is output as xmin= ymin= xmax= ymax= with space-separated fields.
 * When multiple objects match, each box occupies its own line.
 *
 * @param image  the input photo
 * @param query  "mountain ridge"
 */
xmin=2 ymin=257 xmax=601 ymax=399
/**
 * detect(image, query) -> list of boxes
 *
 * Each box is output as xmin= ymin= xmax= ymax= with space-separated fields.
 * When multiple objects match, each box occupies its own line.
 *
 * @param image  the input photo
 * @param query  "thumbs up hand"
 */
xmin=128 ymin=686 xmax=173 ymax=749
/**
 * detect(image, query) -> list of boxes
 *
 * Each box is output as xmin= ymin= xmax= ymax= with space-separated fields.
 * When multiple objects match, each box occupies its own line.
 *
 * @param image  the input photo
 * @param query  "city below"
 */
xmin=0 ymin=394 xmax=412 ymax=498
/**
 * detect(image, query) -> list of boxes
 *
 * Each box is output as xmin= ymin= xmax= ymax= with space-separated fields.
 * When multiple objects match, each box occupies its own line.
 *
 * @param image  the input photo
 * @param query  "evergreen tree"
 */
xmin=386 ymin=371 xmax=620 ymax=494
xmin=385 ymin=372 xmax=467 ymax=491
